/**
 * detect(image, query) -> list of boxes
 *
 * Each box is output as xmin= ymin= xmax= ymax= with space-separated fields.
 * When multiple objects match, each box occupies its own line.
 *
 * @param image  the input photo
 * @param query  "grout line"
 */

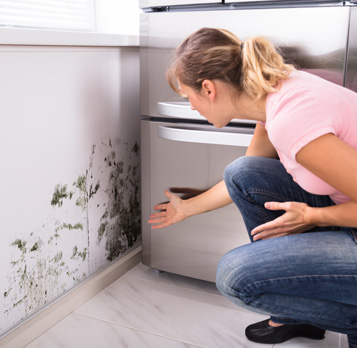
xmin=72 ymin=312 xmax=207 ymax=348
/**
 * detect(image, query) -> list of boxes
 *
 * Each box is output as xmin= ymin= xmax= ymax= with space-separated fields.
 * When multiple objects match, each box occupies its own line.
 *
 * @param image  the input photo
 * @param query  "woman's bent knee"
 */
xmin=224 ymin=156 xmax=257 ymax=184
xmin=224 ymin=156 xmax=279 ymax=194
xmin=216 ymin=246 xmax=266 ymax=313
xmin=216 ymin=246 xmax=251 ymax=299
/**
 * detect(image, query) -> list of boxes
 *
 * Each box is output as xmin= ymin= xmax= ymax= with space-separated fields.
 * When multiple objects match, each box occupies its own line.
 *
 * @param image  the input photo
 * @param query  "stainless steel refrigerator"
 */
xmin=140 ymin=0 xmax=357 ymax=282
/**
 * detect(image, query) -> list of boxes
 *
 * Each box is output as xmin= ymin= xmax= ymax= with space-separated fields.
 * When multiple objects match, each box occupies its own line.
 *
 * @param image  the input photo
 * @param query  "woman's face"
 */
xmin=178 ymin=82 xmax=228 ymax=128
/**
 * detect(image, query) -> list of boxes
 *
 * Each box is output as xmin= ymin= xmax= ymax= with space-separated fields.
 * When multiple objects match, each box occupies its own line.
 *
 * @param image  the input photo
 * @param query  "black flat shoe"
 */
xmin=245 ymin=319 xmax=326 ymax=344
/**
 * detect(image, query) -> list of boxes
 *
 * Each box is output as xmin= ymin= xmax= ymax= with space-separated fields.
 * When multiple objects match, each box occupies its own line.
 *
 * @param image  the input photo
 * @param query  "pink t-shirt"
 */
xmin=265 ymin=70 xmax=357 ymax=205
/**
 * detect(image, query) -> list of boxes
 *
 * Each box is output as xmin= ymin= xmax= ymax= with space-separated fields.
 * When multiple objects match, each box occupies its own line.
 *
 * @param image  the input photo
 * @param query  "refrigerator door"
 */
xmin=140 ymin=6 xmax=350 ymax=118
xmin=345 ymin=6 xmax=357 ymax=92
xmin=139 ymin=0 xmax=220 ymax=8
xmin=141 ymin=119 xmax=253 ymax=282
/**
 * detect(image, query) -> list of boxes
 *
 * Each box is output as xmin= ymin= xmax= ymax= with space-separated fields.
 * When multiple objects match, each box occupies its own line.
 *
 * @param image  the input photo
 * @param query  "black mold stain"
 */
xmin=95 ymin=140 xmax=141 ymax=261
xmin=132 ymin=142 xmax=139 ymax=155
xmin=30 ymin=243 xmax=39 ymax=252
xmin=89 ymin=182 xmax=100 ymax=199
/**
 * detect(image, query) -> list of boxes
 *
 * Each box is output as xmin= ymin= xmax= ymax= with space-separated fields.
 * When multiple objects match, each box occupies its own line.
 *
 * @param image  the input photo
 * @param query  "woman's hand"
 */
xmin=148 ymin=181 xmax=233 ymax=230
xmin=148 ymin=190 xmax=189 ymax=229
xmin=251 ymin=201 xmax=315 ymax=241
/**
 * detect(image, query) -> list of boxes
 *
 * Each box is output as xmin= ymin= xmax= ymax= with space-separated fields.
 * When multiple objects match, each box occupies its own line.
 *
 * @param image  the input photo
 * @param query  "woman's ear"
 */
xmin=201 ymin=80 xmax=216 ymax=101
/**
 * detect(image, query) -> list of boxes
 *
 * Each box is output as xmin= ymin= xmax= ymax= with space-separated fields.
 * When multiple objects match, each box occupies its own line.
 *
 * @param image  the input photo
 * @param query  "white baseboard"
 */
xmin=0 ymin=245 xmax=142 ymax=348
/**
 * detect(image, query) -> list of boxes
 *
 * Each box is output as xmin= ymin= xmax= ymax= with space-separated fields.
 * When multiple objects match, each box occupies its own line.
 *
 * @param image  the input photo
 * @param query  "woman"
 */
xmin=148 ymin=27 xmax=357 ymax=347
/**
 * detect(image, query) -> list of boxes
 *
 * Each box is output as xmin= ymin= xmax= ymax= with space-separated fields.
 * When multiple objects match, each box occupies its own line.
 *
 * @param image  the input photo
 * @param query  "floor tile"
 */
xmin=127 ymin=265 xmax=349 ymax=348
xmin=75 ymin=274 xmax=269 ymax=348
xmin=26 ymin=313 xmax=200 ymax=348
xmin=28 ymin=262 xmax=345 ymax=348
xmin=126 ymin=263 xmax=253 ymax=315
xmin=340 ymin=334 xmax=349 ymax=348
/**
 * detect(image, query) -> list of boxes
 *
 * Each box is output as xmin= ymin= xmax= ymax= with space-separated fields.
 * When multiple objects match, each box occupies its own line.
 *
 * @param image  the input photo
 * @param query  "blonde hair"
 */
xmin=167 ymin=27 xmax=295 ymax=101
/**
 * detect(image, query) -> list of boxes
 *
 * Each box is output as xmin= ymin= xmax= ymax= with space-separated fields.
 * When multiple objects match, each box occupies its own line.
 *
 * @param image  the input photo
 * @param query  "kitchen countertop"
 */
xmin=0 ymin=27 xmax=139 ymax=47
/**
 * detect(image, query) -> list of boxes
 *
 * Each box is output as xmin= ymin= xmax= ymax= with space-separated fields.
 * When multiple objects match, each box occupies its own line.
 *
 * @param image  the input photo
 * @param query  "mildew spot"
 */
xmin=53 ymin=252 xmax=63 ymax=263
xmin=30 ymin=243 xmax=39 ymax=252
xmin=51 ymin=185 xmax=71 ymax=207
xmin=89 ymin=182 xmax=100 ymax=199
xmin=11 ymin=239 xmax=27 ymax=252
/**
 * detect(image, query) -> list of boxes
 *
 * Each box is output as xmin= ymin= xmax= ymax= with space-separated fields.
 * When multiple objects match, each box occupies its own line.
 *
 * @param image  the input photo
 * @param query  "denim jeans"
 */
xmin=216 ymin=156 xmax=357 ymax=347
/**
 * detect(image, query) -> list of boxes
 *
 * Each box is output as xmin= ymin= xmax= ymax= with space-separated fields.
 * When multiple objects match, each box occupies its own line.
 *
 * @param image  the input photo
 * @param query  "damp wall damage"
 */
xmin=88 ymin=138 xmax=141 ymax=271
xmin=2 ymin=137 xmax=141 ymax=336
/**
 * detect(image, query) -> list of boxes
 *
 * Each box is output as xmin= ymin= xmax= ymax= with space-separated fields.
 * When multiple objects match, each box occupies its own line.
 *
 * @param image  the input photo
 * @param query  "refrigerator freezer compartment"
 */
xmin=141 ymin=119 xmax=253 ymax=282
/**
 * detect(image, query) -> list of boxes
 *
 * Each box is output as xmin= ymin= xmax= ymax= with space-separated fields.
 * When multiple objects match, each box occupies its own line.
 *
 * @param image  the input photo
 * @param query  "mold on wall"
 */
xmin=0 ymin=45 xmax=140 ymax=338
xmin=87 ymin=138 xmax=141 ymax=273
xmin=1 ymin=137 xmax=141 ymax=336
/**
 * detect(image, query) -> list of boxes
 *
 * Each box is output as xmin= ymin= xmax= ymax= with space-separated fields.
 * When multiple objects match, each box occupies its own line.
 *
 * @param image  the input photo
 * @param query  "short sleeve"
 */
xmin=288 ymin=126 xmax=336 ymax=159
xmin=266 ymin=91 xmax=340 ymax=162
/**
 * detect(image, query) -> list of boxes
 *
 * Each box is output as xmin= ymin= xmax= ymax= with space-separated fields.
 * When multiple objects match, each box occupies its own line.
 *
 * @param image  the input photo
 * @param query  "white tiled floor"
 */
xmin=26 ymin=263 xmax=349 ymax=348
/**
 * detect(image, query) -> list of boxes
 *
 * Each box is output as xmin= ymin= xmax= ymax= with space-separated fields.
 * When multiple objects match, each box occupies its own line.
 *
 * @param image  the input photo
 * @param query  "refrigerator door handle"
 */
xmin=157 ymin=125 xmax=253 ymax=147
xmin=157 ymin=101 xmax=257 ymax=125
xmin=157 ymin=101 xmax=201 ymax=119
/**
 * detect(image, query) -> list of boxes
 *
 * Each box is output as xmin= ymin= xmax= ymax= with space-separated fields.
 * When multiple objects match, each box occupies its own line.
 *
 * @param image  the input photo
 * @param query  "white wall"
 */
xmin=0 ymin=45 xmax=141 ymax=336
xmin=94 ymin=0 xmax=140 ymax=35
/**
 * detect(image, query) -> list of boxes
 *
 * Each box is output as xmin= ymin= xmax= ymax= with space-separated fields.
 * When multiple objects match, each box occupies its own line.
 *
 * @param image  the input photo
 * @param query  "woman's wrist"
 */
xmin=305 ymin=205 xmax=332 ymax=227
xmin=181 ymin=198 xmax=197 ymax=219
xmin=304 ymin=205 xmax=322 ymax=227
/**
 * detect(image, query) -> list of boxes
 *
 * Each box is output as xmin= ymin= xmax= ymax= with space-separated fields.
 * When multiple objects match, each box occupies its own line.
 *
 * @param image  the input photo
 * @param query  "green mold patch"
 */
xmin=55 ymin=223 xmax=84 ymax=233
xmin=11 ymin=239 xmax=27 ymax=252
xmin=71 ymin=246 xmax=88 ymax=262
xmin=51 ymin=185 xmax=72 ymax=207
xmin=74 ymin=176 xmax=86 ymax=193
xmin=73 ymin=175 xmax=88 ymax=212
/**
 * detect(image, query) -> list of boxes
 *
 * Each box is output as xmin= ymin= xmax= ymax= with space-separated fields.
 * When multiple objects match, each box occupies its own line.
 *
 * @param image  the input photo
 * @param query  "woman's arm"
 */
xmin=296 ymin=133 xmax=357 ymax=227
xmin=246 ymin=122 xmax=278 ymax=158
xmin=251 ymin=133 xmax=357 ymax=240
xmin=148 ymin=181 xmax=232 ymax=229
xmin=149 ymin=123 xmax=276 ymax=229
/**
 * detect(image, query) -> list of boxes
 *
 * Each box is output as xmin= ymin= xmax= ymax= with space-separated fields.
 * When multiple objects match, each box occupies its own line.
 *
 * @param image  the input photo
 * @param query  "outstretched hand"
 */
xmin=148 ymin=190 xmax=189 ymax=229
xmin=251 ymin=201 xmax=315 ymax=241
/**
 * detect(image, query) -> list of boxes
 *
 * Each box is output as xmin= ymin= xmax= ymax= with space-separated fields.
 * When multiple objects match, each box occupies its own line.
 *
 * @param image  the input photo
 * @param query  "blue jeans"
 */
xmin=216 ymin=156 xmax=357 ymax=347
